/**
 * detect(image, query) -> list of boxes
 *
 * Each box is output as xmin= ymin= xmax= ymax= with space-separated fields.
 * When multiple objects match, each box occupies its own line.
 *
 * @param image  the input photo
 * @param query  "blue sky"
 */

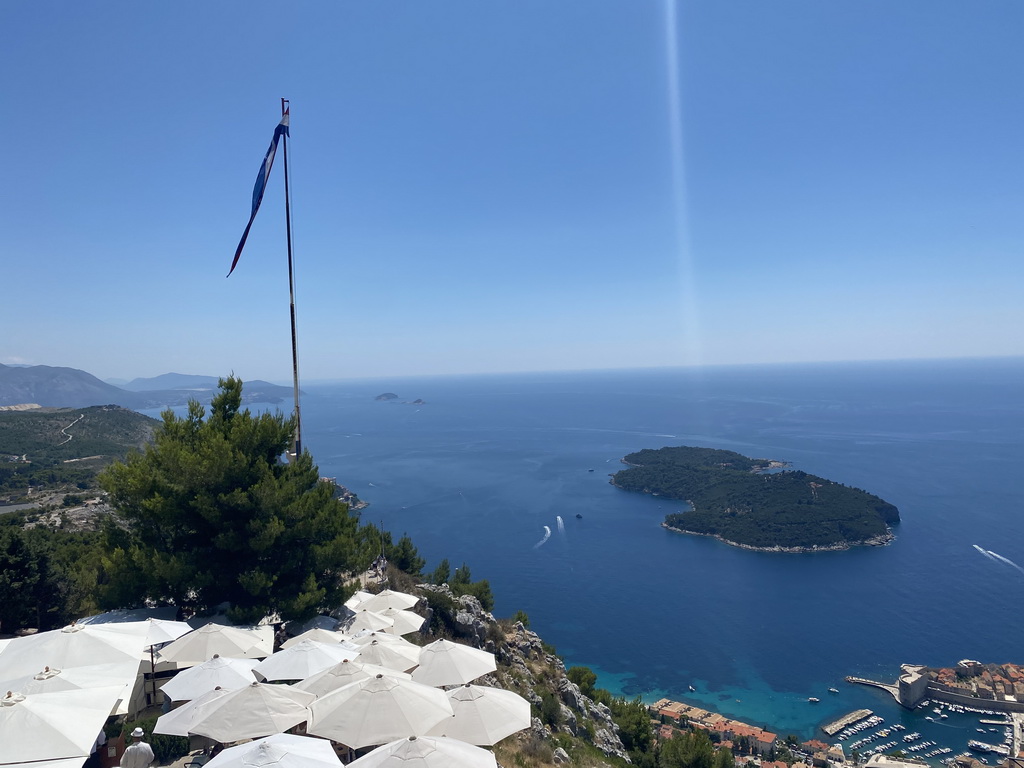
xmin=3 ymin=1 xmax=1022 ymax=382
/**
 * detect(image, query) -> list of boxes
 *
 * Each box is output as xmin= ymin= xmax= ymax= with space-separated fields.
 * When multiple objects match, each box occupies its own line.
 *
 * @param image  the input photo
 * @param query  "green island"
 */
xmin=611 ymin=446 xmax=899 ymax=552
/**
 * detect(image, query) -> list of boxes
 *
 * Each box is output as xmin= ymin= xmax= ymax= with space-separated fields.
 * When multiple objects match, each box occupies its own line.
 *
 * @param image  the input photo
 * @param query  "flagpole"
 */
xmin=281 ymin=97 xmax=302 ymax=458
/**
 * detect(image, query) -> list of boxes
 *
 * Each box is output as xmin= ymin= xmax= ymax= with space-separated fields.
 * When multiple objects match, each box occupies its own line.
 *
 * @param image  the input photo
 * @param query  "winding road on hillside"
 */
xmin=57 ymin=414 xmax=84 ymax=445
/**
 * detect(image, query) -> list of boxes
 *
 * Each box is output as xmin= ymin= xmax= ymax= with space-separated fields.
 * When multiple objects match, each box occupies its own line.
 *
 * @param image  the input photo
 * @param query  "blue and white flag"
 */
xmin=227 ymin=108 xmax=290 ymax=277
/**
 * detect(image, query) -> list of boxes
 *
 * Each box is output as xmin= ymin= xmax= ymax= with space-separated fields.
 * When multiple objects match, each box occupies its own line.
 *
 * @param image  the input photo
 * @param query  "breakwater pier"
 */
xmin=846 ymin=676 xmax=901 ymax=703
xmin=822 ymin=709 xmax=873 ymax=737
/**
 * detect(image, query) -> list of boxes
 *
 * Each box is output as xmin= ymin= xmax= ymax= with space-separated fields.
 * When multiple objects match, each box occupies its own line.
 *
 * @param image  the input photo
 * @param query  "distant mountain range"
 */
xmin=0 ymin=364 xmax=294 ymax=410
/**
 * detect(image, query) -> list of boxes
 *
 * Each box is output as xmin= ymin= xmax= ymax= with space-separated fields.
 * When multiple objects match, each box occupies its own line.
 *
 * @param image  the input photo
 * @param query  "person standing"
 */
xmin=119 ymin=727 xmax=154 ymax=768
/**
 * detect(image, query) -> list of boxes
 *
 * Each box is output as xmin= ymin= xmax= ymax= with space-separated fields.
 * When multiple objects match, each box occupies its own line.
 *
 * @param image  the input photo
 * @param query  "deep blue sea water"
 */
xmin=296 ymin=358 xmax=1023 ymax=741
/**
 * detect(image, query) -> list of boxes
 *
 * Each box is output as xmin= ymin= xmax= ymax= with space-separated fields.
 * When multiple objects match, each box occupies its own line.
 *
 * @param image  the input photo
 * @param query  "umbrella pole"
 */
xmin=149 ymin=645 xmax=157 ymax=707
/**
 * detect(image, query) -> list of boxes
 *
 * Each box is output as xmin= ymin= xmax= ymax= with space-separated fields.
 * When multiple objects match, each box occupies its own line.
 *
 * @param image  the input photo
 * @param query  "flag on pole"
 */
xmin=227 ymin=108 xmax=290 ymax=277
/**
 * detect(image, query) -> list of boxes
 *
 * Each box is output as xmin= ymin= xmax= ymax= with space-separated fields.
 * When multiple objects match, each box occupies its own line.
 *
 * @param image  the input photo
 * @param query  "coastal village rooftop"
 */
xmin=651 ymin=698 xmax=778 ymax=753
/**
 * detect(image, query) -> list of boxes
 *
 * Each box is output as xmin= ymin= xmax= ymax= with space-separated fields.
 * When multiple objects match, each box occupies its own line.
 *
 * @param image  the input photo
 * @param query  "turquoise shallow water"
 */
xmin=292 ymin=358 xmax=1024 ymax=741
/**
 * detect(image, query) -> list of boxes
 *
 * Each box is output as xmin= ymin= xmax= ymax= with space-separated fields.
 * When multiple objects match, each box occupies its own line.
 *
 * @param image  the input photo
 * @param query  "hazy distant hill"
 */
xmin=0 ymin=364 xmax=294 ymax=410
xmin=124 ymin=372 xmax=226 ymax=391
xmin=0 ymin=364 xmax=133 ymax=408
xmin=124 ymin=372 xmax=292 ymax=398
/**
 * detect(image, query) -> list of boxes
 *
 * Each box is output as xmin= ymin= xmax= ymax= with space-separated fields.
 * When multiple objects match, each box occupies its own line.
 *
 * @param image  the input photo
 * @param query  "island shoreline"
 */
xmin=660 ymin=521 xmax=895 ymax=553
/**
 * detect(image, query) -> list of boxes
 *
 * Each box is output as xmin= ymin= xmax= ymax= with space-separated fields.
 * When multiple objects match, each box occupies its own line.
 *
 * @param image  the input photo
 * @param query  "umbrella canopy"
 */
xmin=143 ymin=618 xmax=195 ymax=647
xmin=153 ymin=686 xmax=233 ymax=736
xmin=347 ymin=736 xmax=497 ymax=768
xmin=410 ymin=639 xmax=496 ymax=687
xmin=295 ymin=659 xmax=411 ymax=698
xmin=205 ymin=733 xmax=342 ymax=768
xmin=0 ymin=687 xmax=129 ymax=763
xmin=349 ymin=631 xmax=414 ymax=647
xmin=343 ymin=590 xmax=374 ymax=610
xmin=350 ymin=640 xmax=420 ymax=673
xmin=157 ymin=623 xmax=271 ymax=666
xmin=254 ymin=640 xmax=361 ymax=682
xmin=2 ymin=758 xmax=89 ymax=768
xmin=160 ymin=655 xmax=260 ymax=701
xmin=427 ymin=684 xmax=530 ymax=745
xmin=357 ymin=590 xmax=419 ymax=613
xmin=0 ymin=622 xmax=148 ymax=681
xmin=188 ymin=682 xmax=315 ymax=743
xmin=0 ymin=661 xmax=134 ymax=699
xmin=340 ymin=611 xmax=394 ymax=635
xmin=281 ymin=628 xmax=351 ymax=650
xmin=375 ymin=608 xmax=425 ymax=637
xmin=307 ymin=674 xmax=453 ymax=749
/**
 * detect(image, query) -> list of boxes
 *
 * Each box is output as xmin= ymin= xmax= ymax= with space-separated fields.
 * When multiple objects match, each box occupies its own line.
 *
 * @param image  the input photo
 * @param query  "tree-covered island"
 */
xmin=611 ymin=446 xmax=899 ymax=551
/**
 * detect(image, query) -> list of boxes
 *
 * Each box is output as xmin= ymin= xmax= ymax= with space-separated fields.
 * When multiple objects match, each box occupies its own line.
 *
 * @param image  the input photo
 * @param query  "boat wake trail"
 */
xmin=533 ymin=526 xmax=552 ymax=549
xmin=973 ymin=544 xmax=997 ymax=561
xmin=986 ymin=550 xmax=1024 ymax=575
xmin=556 ymin=516 xmax=565 ymax=537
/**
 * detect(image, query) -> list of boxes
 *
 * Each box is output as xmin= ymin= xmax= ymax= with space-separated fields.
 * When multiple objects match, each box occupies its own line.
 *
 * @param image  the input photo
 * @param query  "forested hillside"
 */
xmin=0 ymin=405 xmax=157 ymax=499
xmin=612 ymin=446 xmax=899 ymax=550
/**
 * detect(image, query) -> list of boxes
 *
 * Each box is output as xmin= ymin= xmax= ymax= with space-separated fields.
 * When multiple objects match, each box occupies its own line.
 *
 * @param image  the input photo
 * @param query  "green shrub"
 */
xmin=567 ymin=665 xmax=597 ymax=698
xmin=538 ymin=691 xmax=563 ymax=729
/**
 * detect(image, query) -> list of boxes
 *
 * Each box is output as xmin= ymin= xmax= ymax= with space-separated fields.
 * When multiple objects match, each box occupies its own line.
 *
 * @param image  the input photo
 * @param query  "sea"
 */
xmin=269 ymin=358 xmax=1024 ymax=744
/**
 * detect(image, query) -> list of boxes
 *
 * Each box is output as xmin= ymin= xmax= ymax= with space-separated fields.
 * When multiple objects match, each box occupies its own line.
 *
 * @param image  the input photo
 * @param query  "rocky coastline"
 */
xmin=661 ymin=521 xmax=895 ymax=553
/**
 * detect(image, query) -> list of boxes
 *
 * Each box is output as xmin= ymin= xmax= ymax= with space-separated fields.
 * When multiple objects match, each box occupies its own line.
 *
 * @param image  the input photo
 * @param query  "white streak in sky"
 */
xmin=987 ymin=550 xmax=1024 ymax=575
xmin=556 ymin=516 xmax=565 ymax=536
xmin=663 ymin=0 xmax=702 ymax=366
xmin=533 ymin=526 xmax=552 ymax=549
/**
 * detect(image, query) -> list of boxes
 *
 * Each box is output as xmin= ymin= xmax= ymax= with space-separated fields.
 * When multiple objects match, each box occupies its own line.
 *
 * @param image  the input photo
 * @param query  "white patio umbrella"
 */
xmin=153 ymin=686 xmax=233 ymax=736
xmin=349 ymin=639 xmax=420 ymax=673
xmin=205 ymin=733 xmax=342 ymax=768
xmin=307 ymin=673 xmax=453 ymax=749
xmin=1 ymin=757 xmax=89 ymax=768
xmin=340 ymin=611 xmax=394 ymax=635
xmin=294 ymin=659 xmax=411 ymax=698
xmin=410 ymin=639 xmax=496 ymax=687
xmin=0 ymin=622 xmax=147 ymax=680
xmin=0 ymin=662 xmax=133 ymax=698
xmin=0 ymin=686 xmax=129 ymax=763
xmin=157 ymin=623 xmax=271 ymax=666
xmin=254 ymin=640 xmax=361 ymax=682
xmin=347 ymin=735 xmax=497 ymax=768
xmin=344 ymin=590 xmax=374 ymax=610
xmin=426 ymin=684 xmax=530 ymax=745
xmin=281 ymin=628 xmax=351 ymax=649
xmin=188 ymin=682 xmax=315 ymax=743
xmin=376 ymin=607 xmax=425 ymax=636
xmin=143 ymin=617 xmax=195 ymax=647
xmin=348 ymin=631 xmax=414 ymax=646
xmin=160 ymin=655 xmax=259 ymax=701
xmin=142 ymin=618 xmax=196 ymax=706
xmin=357 ymin=589 xmax=419 ymax=613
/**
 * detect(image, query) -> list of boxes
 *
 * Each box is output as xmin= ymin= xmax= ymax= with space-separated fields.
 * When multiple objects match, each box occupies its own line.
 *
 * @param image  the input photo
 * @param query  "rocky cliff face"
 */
xmin=419 ymin=584 xmax=630 ymax=766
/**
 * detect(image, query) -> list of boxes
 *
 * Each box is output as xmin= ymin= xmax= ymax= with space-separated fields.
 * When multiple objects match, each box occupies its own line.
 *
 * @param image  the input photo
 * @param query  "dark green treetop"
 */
xmin=99 ymin=376 xmax=369 ymax=623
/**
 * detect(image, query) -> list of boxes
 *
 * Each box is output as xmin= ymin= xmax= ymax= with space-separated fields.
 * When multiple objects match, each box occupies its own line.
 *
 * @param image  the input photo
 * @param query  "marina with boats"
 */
xmin=823 ymin=697 xmax=1022 ymax=765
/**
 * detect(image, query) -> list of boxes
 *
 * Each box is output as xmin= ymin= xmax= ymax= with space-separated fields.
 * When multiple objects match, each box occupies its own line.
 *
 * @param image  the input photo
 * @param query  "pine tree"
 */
xmin=99 ymin=376 xmax=369 ymax=623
